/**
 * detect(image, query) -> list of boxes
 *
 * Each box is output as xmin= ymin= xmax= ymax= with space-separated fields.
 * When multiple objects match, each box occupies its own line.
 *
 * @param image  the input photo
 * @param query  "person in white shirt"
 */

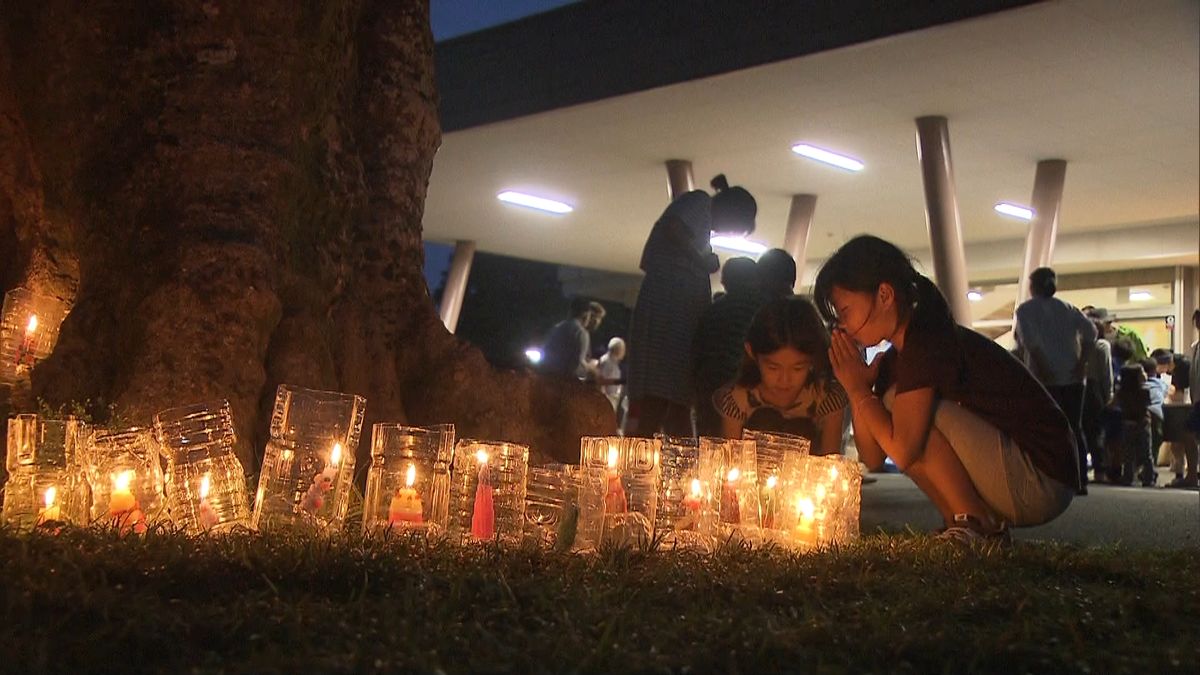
xmin=1015 ymin=267 xmax=1097 ymax=494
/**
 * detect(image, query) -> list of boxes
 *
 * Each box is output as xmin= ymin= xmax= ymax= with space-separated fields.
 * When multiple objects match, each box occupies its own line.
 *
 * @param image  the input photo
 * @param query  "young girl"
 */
xmin=714 ymin=297 xmax=850 ymax=455
xmin=813 ymin=235 xmax=1077 ymax=544
xmin=1112 ymin=364 xmax=1155 ymax=486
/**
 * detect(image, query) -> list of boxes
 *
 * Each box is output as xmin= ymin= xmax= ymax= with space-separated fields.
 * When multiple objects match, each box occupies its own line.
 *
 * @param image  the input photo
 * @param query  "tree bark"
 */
xmin=0 ymin=0 xmax=614 ymax=474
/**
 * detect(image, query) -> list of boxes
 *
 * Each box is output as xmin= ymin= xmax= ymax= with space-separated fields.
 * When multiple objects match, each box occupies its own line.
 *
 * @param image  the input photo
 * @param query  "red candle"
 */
xmin=603 ymin=445 xmax=627 ymax=514
xmin=720 ymin=467 xmax=741 ymax=525
xmin=471 ymin=450 xmax=495 ymax=540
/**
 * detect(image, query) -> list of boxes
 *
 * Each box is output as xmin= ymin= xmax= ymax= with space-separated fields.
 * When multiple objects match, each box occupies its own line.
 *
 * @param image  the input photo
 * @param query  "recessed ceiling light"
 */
xmin=790 ymin=144 xmax=864 ymax=172
xmin=994 ymin=202 xmax=1034 ymax=221
xmin=1129 ymin=290 xmax=1153 ymax=302
xmin=524 ymin=348 xmax=543 ymax=364
xmin=497 ymin=191 xmax=573 ymax=214
xmin=967 ymin=290 xmax=983 ymax=302
xmin=711 ymin=236 xmax=768 ymax=256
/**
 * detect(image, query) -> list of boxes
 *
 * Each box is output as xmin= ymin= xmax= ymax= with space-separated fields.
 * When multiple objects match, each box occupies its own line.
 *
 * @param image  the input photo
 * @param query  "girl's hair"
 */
xmin=737 ymin=296 xmax=832 ymax=387
xmin=812 ymin=234 xmax=954 ymax=334
xmin=709 ymin=174 xmax=757 ymax=236
xmin=1116 ymin=364 xmax=1149 ymax=418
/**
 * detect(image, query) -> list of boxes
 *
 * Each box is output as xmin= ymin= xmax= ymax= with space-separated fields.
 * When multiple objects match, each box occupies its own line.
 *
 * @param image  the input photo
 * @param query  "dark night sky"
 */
xmin=430 ymin=0 xmax=578 ymax=41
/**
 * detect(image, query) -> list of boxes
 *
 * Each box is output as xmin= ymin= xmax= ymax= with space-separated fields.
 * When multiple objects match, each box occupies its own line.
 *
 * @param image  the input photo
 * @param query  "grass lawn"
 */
xmin=1 ymin=527 xmax=1196 ymax=674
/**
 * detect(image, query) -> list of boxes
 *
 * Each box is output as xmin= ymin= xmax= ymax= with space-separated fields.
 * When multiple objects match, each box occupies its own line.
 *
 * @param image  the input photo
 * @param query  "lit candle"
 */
xmin=197 ymin=474 xmax=219 ymax=531
xmin=470 ymin=449 xmax=495 ymax=540
xmin=388 ymin=463 xmax=425 ymax=526
xmin=720 ymin=467 xmax=741 ymax=525
xmin=762 ymin=475 xmax=778 ymax=529
xmin=15 ymin=314 xmax=37 ymax=366
xmin=109 ymin=469 xmax=145 ymax=534
xmin=301 ymin=442 xmax=342 ymax=515
xmin=603 ymin=445 xmax=627 ymax=514
xmin=794 ymin=496 xmax=817 ymax=546
xmin=676 ymin=477 xmax=702 ymax=531
xmin=36 ymin=485 xmax=61 ymax=526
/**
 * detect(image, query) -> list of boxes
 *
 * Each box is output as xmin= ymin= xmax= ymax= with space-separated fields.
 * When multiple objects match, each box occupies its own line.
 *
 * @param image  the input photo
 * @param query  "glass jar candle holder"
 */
xmin=362 ymin=424 xmax=453 ymax=535
xmin=155 ymin=400 xmax=250 ymax=535
xmin=577 ymin=436 xmax=661 ymax=551
xmin=523 ymin=464 xmax=578 ymax=549
xmin=698 ymin=437 xmax=760 ymax=542
xmin=3 ymin=415 xmax=88 ymax=529
xmin=448 ymin=439 xmax=529 ymax=545
xmin=743 ymin=430 xmax=810 ymax=532
xmin=778 ymin=452 xmax=862 ymax=550
xmin=86 ymin=426 xmax=166 ymax=534
xmin=251 ymin=385 xmax=366 ymax=533
xmin=653 ymin=434 xmax=715 ymax=551
xmin=0 ymin=288 xmax=70 ymax=385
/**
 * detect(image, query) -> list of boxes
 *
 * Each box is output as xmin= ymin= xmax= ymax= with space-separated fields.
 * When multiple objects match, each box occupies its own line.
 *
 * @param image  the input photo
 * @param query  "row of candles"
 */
xmin=2 ymin=385 xmax=861 ymax=551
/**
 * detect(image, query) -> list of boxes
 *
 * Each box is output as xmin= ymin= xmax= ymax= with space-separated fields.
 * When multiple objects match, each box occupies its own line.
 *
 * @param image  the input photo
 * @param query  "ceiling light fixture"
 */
xmin=994 ymin=202 xmax=1034 ymax=221
xmin=790 ymin=144 xmax=864 ymax=172
xmin=967 ymin=290 xmax=983 ymax=302
xmin=710 ymin=236 xmax=768 ymax=256
xmin=497 ymin=191 xmax=573 ymax=214
xmin=1129 ymin=290 xmax=1153 ymax=302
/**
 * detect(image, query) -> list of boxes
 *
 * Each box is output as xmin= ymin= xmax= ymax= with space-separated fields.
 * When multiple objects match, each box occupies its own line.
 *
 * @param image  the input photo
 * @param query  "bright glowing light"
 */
xmin=44 ymin=486 xmax=57 ymax=508
xmin=1129 ymin=290 xmax=1153 ymax=302
xmin=607 ymin=446 xmax=619 ymax=469
xmin=710 ymin=235 xmax=768 ymax=255
xmin=405 ymin=463 xmax=416 ymax=488
xmin=689 ymin=478 xmax=702 ymax=497
xmin=994 ymin=202 xmax=1034 ymax=220
xmin=765 ymin=475 xmax=778 ymax=490
xmin=791 ymin=143 xmax=865 ymax=172
xmin=797 ymin=497 xmax=815 ymax=519
xmin=727 ymin=467 xmax=740 ymax=483
xmin=497 ymin=191 xmax=573 ymax=214
xmin=967 ymin=290 xmax=984 ymax=302
xmin=199 ymin=475 xmax=211 ymax=500
xmin=330 ymin=442 xmax=343 ymax=466
xmin=113 ymin=470 xmax=134 ymax=492
xmin=524 ymin=348 xmax=543 ymax=364
xmin=476 ymin=449 xmax=489 ymax=465
xmin=25 ymin=315 xmax=38 ymax=334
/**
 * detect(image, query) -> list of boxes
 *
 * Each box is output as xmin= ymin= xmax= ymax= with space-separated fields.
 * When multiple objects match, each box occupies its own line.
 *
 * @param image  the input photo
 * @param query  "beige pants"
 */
xmin=884 ymin=389 xmax=1074 ymax=527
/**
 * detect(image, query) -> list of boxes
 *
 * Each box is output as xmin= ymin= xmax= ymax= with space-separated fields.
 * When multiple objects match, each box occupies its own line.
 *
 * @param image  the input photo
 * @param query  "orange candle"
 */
xmin=388 ymin=463 xmax=424 ymax=525
xmin=603 ymin=445 xmax=627 ymax=514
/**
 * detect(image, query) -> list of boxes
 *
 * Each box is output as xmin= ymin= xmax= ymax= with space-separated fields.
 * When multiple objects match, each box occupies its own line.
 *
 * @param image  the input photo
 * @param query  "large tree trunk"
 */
xmin=0 ymin=0 xmax=614 ymax=474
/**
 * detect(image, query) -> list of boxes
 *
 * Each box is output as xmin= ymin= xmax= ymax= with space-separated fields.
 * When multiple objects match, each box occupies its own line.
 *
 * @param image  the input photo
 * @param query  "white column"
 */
xmin=1016 ymin=159 xmax=1068 ymax=303
xmin=784 ymin=194 xmax=817 ymax=281
xmin=438 ymin=239 xmax=476 ymax=333
xmin=665 ymin=159 xmax=694 ymax=201
xmin=914 ymin=116 xmax=972 ymax=325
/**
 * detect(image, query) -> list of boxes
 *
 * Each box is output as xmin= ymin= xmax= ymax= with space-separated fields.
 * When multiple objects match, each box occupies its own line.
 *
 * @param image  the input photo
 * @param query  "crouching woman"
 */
xmin=813 ymin=235 xmax=1077 ymax=544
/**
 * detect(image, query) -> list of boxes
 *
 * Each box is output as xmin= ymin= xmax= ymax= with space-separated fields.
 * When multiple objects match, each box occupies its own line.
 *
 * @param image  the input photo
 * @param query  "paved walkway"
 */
xmin=861 ymin=469 xmax=1200 ymax=550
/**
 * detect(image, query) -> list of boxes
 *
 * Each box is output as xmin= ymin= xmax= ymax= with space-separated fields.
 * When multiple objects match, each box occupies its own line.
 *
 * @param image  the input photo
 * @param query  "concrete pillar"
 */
xmin=665 ymin=159 xmax=694 ymax=201
xmin=784 ymin=194 xmax=817 ymax=281
xmin=1016 ymin=159 xmax=1068 ymax=303
xmin=1175 ymin=265 xmax=1198 ymax=351
xmin=438 ymin=239 xmax=476 ymax=333
xmin=914 ymin=116 xmax=972 ymax=325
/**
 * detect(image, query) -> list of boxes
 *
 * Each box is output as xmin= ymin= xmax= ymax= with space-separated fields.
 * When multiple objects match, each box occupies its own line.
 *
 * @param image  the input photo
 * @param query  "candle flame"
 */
xmin=476 ymin=449 xmax=489 ymax=465
xmin=405 ymin=463 xmax=416 ymax=488
xmin=199 ymin=474 xmax=211 ymax=500
xmin=689 ymin=478 xmax=702 ymax=498
xmin=727 ymin=467 xmax=740 ymax=482
xmin=607 ymin=446 xmax=619 ymax=468
xmin=797 ymin=497 xmax=815 ymax=519
xmin=765 ymin=475 xmax=778 ymax=490
xmin=26 ymin=315 xmax=38 ymax=334
xmin=44 ymin=485 xmax=57 ymax=508
xmin=113 ymin=469 xmax=134 ymax=492
xmin=330 ymin=443 xmax=343 ymax=466
xmin=815 ymin=484 xmax=827 ymax=501
xmin=830 ymin=466 xmax=839 ymax=480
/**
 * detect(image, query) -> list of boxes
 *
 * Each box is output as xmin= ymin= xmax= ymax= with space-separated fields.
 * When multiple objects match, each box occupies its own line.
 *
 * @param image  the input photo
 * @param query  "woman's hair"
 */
xmin=812 ymin=234 xmax=954 ymax=333
xmin=709 ymin=174 xmax=757 ymax=236
xmin=1116 ymin=364 xmax=1149 ymax=418
xmin=737 ymin=297 xmax=832 ymax=387
xmin=1111 ymin=338 xmax=1135 ymax=363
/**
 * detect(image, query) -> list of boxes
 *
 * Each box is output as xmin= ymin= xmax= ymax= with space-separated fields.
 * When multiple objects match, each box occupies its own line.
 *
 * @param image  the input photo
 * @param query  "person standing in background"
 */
xmin=1014 ymin=267 xmax=1096 ymax=494
xmin=1082 ymin=307 xmax=1114 ymax=482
